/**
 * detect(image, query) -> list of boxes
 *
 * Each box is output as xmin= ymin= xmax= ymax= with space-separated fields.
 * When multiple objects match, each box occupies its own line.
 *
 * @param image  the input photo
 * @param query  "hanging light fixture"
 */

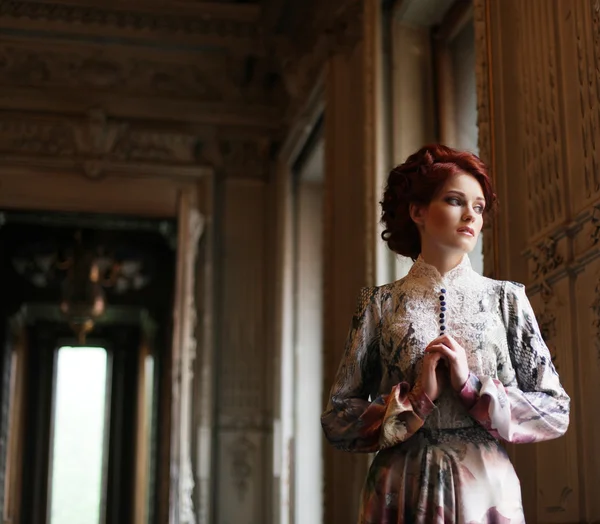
xmin=12 ymin=227 xmax=153 ymax=344
xmin=58 ymin=231 xmax=106 ymax=344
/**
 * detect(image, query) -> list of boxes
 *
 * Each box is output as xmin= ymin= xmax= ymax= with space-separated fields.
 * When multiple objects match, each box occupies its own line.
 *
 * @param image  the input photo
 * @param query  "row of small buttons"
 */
xmin=439 ymin=288 xmax=447 ymax=336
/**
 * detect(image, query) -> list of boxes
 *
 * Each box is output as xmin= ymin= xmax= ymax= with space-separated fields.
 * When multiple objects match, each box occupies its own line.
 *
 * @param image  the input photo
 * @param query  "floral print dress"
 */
xmin=321 ymin=256 xmax=570 ymax=524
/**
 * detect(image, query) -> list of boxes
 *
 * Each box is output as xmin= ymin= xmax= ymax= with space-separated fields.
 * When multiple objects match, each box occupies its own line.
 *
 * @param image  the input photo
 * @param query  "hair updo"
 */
xmin=380 ymin=144 xmax=497 ymax=260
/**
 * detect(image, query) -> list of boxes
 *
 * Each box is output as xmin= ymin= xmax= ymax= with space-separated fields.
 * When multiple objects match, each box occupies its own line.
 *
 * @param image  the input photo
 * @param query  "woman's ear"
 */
xmin=409 ymin=203 xmax=426 ymax=227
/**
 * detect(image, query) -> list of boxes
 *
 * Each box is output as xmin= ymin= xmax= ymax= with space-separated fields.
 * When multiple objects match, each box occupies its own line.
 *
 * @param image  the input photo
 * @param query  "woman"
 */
xmin=321 ymin=144 xmax=570 ymax=524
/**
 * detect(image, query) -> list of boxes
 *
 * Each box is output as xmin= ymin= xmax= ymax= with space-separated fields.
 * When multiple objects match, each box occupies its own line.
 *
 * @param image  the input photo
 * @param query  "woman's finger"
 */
xmin=442 ymin=335 xmax=462 ymax=353
xmin=423 ymin=352 xmax=442 ymax=365
xmin=428 ymin=334 xmax=463 ymax=354
xmin=427 ymin=335 xmax=454 ymax=350
xmin=422 ymin=353 xmax=444 ymax=372
xmin=426 ymin=343 xmax=455 ymax=361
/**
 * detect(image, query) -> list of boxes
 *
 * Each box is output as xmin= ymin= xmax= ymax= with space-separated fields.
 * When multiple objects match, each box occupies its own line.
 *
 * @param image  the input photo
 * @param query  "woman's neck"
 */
xmin=418 ymin=248 xmax=465 ymax=276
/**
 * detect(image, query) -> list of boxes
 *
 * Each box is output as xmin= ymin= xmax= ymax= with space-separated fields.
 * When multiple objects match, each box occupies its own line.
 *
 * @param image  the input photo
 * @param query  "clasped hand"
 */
xmin=418 ymin=334 xmax=469 ymax=402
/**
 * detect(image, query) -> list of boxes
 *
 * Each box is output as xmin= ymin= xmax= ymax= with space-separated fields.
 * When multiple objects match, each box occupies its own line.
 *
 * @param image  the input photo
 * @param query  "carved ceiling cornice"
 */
xmin=0 ymin=40 xmax=287 ymax=118
xmin=0 ymin=40 xmax=287 ymax=128
xmin=0 ymin=109 xmax=275 ymax=181
xmin=271 ymin=0 xmax=363 ymax=109
xmin=0 ymin=88 xmax=283 ymax=130
xmin=0 ymin=1 xmax=262 ymax=53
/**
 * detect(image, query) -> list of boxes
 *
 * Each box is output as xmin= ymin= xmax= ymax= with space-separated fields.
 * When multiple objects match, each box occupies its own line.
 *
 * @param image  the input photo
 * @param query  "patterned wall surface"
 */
xmin=482 ymin=0 xmax=600 ymax=521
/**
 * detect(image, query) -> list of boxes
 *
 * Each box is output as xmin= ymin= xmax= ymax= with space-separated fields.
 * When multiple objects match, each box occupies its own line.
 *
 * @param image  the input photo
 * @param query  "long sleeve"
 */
xmin=459 ymin=282 xmax=570 ymax=443
xmin=321 ymin=286 xmax=434 ymax=453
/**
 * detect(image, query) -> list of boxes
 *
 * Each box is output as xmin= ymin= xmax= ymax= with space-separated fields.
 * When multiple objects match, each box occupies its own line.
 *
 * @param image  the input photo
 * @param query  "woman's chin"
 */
xmin=455 ymin=235 xmax=478 ymax=251
xmin=447 ymin=241 xmax=475 ymax=256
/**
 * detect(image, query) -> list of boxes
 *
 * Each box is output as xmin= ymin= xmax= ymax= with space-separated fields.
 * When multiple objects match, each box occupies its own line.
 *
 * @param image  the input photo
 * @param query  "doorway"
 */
xmin=0 ymin=212 xmax=176 ymax=524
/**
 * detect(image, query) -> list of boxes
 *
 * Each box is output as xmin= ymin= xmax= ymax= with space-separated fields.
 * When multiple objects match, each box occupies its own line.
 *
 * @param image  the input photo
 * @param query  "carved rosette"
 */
xmin=529 ymin=237 xmax=564 ymax=280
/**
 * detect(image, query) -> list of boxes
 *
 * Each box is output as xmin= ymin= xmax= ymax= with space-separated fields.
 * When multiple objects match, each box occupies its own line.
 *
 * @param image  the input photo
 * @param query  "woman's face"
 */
xmin=411 ymin=172 xmax=486 ymax=256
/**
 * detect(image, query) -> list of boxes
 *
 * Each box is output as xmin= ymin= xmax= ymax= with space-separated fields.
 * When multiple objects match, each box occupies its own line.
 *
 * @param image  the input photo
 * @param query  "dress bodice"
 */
xmin=374 ymin=256 xmax=516 ymax=429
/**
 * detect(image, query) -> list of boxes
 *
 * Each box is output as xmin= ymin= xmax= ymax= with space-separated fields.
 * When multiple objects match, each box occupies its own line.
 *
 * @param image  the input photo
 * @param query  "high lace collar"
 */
xmin=407 ymin=254 xmax=474 ymax=286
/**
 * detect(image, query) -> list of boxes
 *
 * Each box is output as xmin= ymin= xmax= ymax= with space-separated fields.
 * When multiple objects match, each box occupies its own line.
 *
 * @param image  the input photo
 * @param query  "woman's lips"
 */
xmin=457 ymin=227 xmax=474 ymax=236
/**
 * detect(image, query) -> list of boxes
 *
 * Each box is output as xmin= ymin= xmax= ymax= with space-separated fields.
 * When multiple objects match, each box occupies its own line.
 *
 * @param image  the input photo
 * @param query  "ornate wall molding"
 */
xmin=590 ymin=277 xmax=600 ymax=361
xmin=0 ymin=110 xmax=200 ymax=178
xmin=473 ymin=0 xmax=497 ymax=279
xmin=216 ymin=137 xmax=272 ymax=181
xmin=573 ymin=0 xmax=600 ymax=204
xmin=275 ymin=0 xmax=363 ymax=105
xmin=179 ymin=208 xmax=204 ymax=524
xmin=0 ymin=1 xmax=261 ymax=47
xmin=0 ymin=45 xmax=222 ymax=100
xmin=229 ymin=434 xmax=256 ymax=500
xmin=0 ymin=110 xmax=272 ymax=181
xmin=517 ymin=1 xmax=565 ymax=237
xmin=0 ymin=44 xmax=287 ymax=108
xmin=489 ymin=0 xmax=597 ymax=520
xmin=565 ymin=204 xmax=600 ymax=265
xmin=543 ymin=486 xmax=574 ymax=514
xmin=528 ymin=236 xmax=565 ymax=280
xmin=170 ymin=200 xmax=204 ymax=524
xmin=590 ymin=204 xmax=600 ymax=245
xmin=537 ymin=281 xmax=559 ymax=368
xmin=473 ymin=0 xmax=492 ymax=168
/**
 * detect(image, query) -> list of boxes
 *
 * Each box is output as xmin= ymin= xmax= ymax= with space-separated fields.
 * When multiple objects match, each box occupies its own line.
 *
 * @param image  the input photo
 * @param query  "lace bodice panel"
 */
xmin=376 ymin=256 xmax=516 ymax=430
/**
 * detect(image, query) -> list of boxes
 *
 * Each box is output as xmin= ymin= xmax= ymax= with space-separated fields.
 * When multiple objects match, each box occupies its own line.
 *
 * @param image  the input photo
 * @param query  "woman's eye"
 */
xmin=474 ymin=205 xmax=485 ymax=214
xmin=447 ymin=197 xmax=461 ymax=206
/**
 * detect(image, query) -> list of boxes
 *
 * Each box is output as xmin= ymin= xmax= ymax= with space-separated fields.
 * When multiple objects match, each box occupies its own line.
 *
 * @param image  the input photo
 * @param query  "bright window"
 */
xmin=48 ymin=346 xmax=109 ymax=524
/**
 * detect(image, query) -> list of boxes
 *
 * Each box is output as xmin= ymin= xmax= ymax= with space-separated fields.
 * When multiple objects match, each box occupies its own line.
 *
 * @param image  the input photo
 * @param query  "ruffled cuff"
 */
xmin=378 ymin=382 xmax=434 ymax=449
xmin=459 ymin=372 xmax=482 ymax=410
xmin=409 ymin=384 xmax=435 ymax=419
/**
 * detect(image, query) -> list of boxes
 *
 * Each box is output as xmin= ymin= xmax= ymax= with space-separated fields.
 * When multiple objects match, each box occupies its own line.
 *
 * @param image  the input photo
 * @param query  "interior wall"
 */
xmin=483 ymin=0 xmax=600 ymax=521
xmin=216 ymin=179 xmax=272 ymax=524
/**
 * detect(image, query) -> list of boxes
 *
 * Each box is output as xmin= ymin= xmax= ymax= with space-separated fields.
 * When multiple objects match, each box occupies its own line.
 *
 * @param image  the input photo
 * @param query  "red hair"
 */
xmin=380 ymin=144 xmax=497 ymax=260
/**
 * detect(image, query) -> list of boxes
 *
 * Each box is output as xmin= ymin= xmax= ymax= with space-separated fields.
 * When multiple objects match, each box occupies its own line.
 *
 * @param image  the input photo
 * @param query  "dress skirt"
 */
xmin=358 ymin=427 xmax=525 ymax=524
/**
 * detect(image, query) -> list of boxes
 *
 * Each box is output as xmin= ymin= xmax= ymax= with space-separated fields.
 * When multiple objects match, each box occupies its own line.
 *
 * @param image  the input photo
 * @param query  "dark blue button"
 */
xmin=440 ymin=326 xmax=446 ymax=331
xmin=439 ymin=313 xmax=444 ymax=319
xmin=440 ymin=301 xmax=446 ymax=306
xmin=439 ymin=319 xmax=444 ymax=324
xmin=441 ymin=288 xmax=446 ymax=293
xmin=439 ymin=295 xmax=445 ymax=301
xmin=441 ymin=307 xmax=446 ymax=312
